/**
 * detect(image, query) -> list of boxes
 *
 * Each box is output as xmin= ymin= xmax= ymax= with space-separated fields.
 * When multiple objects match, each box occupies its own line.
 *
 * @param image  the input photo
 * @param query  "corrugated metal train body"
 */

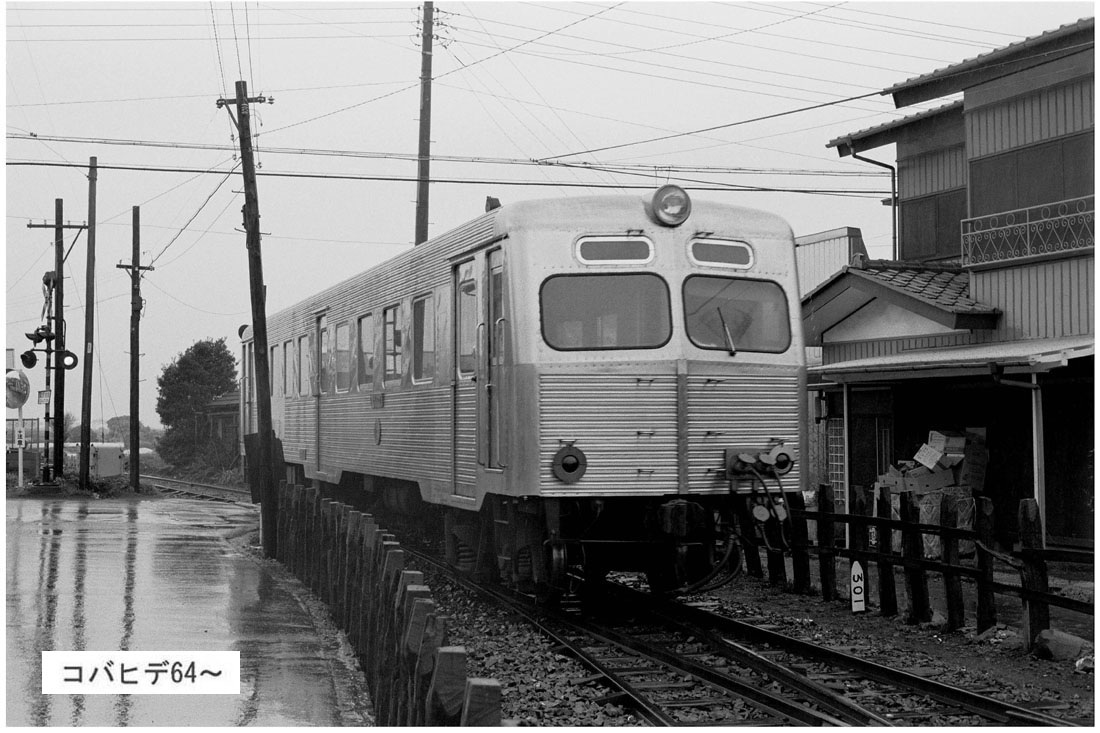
xmin=538 ymin=373 xmax=679 ymax=495
xmin=257 ymin=212 xmax=499 ymax=486
xmin=685 ymin=371 xmax=802 ymax=492
xmin=245 ymin=192 xmax=806 ymax=516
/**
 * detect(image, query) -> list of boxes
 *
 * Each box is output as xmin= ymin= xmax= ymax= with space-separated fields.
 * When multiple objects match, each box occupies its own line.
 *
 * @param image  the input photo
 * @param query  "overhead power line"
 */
xmin=7 ymin=159 xmax=888 ymax=198
xmin=6 ymin=134 xmax=890 ymax=177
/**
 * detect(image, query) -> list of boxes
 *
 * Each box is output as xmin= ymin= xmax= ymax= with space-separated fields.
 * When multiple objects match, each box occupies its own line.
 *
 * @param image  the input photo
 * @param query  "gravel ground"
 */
xmin=414 ymin=564 xmax=1094 ymax=726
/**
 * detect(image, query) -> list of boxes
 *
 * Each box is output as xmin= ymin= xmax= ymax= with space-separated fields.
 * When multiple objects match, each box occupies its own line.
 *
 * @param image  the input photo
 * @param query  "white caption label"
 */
xmin=42 ymin=651 xmax=240 ymax=695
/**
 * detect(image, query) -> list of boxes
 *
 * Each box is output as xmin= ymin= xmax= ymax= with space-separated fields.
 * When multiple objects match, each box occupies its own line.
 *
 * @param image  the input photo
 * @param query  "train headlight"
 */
xmin=650 ymin=185 xmax=691 ymax=227
xmin=552 ymin=444 xmax=587 ymax=484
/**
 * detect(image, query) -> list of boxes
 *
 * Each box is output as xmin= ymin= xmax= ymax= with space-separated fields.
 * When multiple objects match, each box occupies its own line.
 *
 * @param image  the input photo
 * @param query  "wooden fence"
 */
xmin=759 ymin=485 xmax=1093 ymax=651
xmin=274 ymin=482 xmax=504 ymax=726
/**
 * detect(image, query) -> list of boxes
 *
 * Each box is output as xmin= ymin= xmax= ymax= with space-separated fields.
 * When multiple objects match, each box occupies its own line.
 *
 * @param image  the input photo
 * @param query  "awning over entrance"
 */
xmin=812 ymin=334 xmax=1094 ymax=383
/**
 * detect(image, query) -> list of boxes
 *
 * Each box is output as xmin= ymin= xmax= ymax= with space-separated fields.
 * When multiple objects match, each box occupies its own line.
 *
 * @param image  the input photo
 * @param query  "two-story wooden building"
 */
xmin=803 ymin=19 xmax=1094 ymax=546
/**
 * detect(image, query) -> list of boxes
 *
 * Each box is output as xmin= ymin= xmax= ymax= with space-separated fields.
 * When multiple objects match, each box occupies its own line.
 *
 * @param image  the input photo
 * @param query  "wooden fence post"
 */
xmin=875 ymin=485 xmax=897 ymax=617
xmin=412 ymin=611 xmax=449 ymax=726
xmin=766 ymin=515 xmax=787 ymax=587
xmin=898 ymin=491 xmax=931 ymax=624
xmin=1018 ymin=498 xmax=1050 ymax=649
xmin=461 ymin=678 xmax=502 ymax=726
xmin=817 ymin=484 xmax=836 ymax=601
xmin=426 ymin=646 xmax=467 ymax=726
xmin=399 ymin=597 xmax=437 ymax=725
xmin=786 ymin=490 xmax=811 ymax=594
xmin=733 ymin=498 xmax=763 ymax=578
xmin=974 ymin=497 xmax=997 ymax=633
xmin=939 ymin=493 xmax=965 ymax=631
xmin=343 ymin=510 xmax=362 ymax=630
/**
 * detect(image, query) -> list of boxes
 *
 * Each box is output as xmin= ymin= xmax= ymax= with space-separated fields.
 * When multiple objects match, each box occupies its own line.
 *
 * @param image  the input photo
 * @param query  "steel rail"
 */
xmin=405 ymin=546 xmax=850 ymax=726
xmin=631 ymin=588 xmax=1079 ymax=727
xmin=402 ymin=547 xmax=674 ymax=726
xmin=139 ymin=474 xmax=251 ymax=501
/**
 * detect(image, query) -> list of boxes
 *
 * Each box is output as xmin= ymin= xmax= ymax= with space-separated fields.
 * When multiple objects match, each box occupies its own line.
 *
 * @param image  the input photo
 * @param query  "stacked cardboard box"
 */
xmin=874 ymin=429 xmax=987 ymax=558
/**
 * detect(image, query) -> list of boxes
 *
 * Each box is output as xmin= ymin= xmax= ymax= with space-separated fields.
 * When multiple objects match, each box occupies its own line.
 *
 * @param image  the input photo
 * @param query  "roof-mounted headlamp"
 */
xmin=650 ymin=185 xmax=691 ymax=227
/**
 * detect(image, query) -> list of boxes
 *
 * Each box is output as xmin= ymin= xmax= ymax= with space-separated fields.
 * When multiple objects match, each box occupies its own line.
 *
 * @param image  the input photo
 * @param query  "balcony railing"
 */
xmin=961 ymin=195 xmax=1094 ymax=267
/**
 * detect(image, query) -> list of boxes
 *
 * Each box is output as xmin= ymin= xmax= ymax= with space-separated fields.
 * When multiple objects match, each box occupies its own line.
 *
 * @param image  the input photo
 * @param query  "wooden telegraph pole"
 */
xmin=79 ymin=157 xmax=97 ymax=491
xmin=116 ymin=207 xmax=152 ymax=492
xmin=414 ymin=1 xmax=434 ymax=245
xmin=218 ymin=81 xmax=277 ymax=557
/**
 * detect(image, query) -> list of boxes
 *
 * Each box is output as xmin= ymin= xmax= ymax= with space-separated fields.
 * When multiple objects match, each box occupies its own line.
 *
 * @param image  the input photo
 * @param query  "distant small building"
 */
xmin=207 ymin=389 xmax=241 ymax=448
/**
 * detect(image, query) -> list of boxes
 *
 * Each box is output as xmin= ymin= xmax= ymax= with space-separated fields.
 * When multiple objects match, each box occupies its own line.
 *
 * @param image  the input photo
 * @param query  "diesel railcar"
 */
xmin=241 ymin=186 xmax=806 ymax=595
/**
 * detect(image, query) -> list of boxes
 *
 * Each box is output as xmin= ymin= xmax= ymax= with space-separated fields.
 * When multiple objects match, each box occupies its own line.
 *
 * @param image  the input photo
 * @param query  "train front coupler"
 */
xmin=724 ymin=443 xmax=797 ymax=551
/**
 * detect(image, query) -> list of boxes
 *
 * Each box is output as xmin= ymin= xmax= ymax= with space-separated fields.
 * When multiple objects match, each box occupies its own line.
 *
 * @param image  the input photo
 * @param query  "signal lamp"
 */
xmin=60 ymin=350 xmax=79 ymax=370
xmin=20 ymin=351 xmax=37 ymax=369
xmin=651 ymin=185 xmax=691 ymax=227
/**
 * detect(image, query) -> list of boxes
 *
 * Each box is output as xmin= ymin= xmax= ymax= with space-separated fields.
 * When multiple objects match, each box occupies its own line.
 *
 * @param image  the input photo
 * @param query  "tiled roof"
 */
xmin=851 ymin=261 xmax=996 ymax=314
xmin=885 ymin=18 xmax=1094 ymax=95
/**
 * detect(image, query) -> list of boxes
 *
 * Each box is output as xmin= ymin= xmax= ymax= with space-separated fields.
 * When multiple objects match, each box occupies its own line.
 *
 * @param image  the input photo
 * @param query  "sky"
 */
xmin=5 ymin=0 xmax=1094 ymax=431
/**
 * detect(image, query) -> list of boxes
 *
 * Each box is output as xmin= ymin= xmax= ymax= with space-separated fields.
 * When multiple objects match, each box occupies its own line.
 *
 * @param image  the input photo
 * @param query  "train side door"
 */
xmin=485 ymin=248 xmax=508 ymax=470
xmin=452 ymin=259 xmax=478 ymax=498
xmin=314 ymin=313 xmax=327 ymax=473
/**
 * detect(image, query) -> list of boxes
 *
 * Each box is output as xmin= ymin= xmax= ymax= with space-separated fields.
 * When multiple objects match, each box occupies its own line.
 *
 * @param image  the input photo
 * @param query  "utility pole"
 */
xmin=79 ymin=157 xmax=97 ymax=491
xmin=218 ymin=80 xmax=277 ymax=557
xmin=28 ymin=200 xmax=85 ymax=480
xmin=116 ymin=207 xmax=153 ymax=492
xmin=414 ymin=1 xmax=434 ymax=245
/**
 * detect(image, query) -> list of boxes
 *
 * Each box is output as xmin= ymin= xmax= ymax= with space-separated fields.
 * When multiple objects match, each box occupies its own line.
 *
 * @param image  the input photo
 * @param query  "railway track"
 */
xmin=402 ymin=544 xmax=1078 ymax=726
xmin=140 ymin=474 xmax=252 ymax=503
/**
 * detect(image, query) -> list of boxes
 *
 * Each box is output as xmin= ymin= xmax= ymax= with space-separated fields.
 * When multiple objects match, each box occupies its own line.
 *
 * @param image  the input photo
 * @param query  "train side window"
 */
xmin=456 ymin=267 xmax=476 ymax=376
xmin=283 ymin=341 xmax=291 ymax=396
xmin=270 ymin=346 xmax=278 ymax=395
xmin=383 ymin=305 xmax=402 ymax=381
xmin=335 ymin=321 xmax=351 ymax=393
xmin=689 ymin=239 xmax=754 ymax=268
xmin=298 ymin=335 xmax=310 ymax=396
xmin=357 ymin=314 xmax=374 ymax=389
xmin=318 ymin=315 xmax=331 ymax=394
xmin=412 ymin=294 xmax=435 ymax=382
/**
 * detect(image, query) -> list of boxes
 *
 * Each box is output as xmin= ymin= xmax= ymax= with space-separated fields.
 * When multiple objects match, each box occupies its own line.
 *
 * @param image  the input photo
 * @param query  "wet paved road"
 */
xmin=6 ymin=494 xmax=373 ymax=726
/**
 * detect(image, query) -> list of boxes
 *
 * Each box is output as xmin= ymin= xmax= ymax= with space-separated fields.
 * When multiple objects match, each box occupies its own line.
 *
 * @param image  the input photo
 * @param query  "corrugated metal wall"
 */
xmin=967 ymin=77 xmax=1094 ymax=159
xmin=898 ymin=145 xmax=967 ymax=199
xmin=795 ymin=229 xmax=866 ymax=295
xmin=971 ymin=255 xmax=1095 ymax=340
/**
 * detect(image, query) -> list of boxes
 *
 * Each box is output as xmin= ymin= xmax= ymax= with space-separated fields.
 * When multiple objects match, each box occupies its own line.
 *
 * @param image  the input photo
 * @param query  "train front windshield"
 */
xmin=541 ymin=273 xmax=672 ymax=350
xmin=540 ymin=272 xmax=791 ymax=354
xmin=683 ymin=276 xmax=791 ymax=353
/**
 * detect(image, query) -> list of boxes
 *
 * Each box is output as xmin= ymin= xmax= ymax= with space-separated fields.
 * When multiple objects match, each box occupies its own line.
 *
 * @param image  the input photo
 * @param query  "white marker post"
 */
xmin=851 ymin=560 xmax=866 ymax=613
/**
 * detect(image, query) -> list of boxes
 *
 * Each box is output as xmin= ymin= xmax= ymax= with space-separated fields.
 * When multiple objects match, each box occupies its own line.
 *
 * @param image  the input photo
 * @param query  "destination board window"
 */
xmin=690 ymin=239 xmax=753 ymax=268
xmin=357 ymin=314 xmax=374 ymax=388
xmin=335 ymin=322 xmax=351 ymax=393
xmin=412 ymin=295 xmax=435 ymax=382
xmin=683 ymin=276 xmax=790 ymax=354
xmin=383 ymin=305 xmax=402 ymax=381
xmin=576 ymin=236 xmax=653 ymax=264
xmin=541 ymin=273 xmax=671 ymax=350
